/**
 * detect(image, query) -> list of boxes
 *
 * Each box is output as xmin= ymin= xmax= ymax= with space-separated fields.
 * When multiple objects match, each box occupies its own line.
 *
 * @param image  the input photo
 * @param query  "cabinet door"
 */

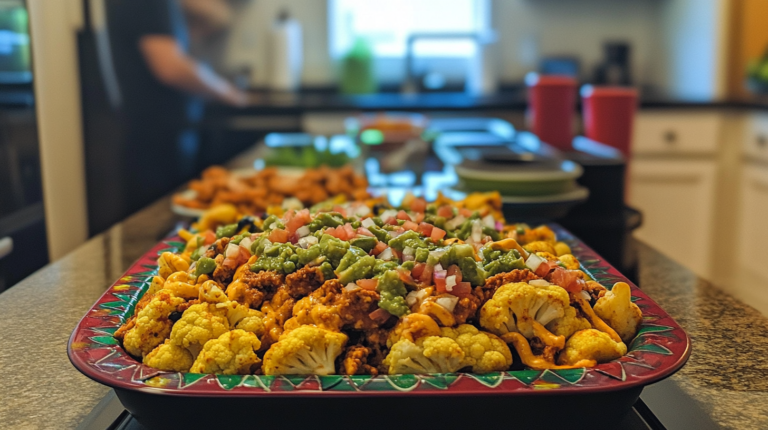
xmin=737 ymin=165 xmax=768 ymax=281
xmin=743 ymin=113 xmax=768 ymax=163
xmin=632 ymin=111 xmax=722 ymax=156
xmin=629 ymin=160 xmax=717 ymax=278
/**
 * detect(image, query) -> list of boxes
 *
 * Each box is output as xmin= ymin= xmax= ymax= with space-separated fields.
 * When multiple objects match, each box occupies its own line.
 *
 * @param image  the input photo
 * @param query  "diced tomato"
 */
xmin=434 ymin=276 xmax=447 ymax=294
xmin=447 ymin=265 xmax=463 ymax=283
xmin=357 ymin=227 xmax=375 ymax=237
xmin=535 ymin=260 xmax=558 ymax=277
xmin=411 ymin=263 xmax=426 ymax=279
xmin=437 ymin=205 xmax=454 ymax=218
xmin=385 ymin=217 xmax=399 ymax=226
xmin=397 ymin=210 xmax=411 ymax=221
xmin=356 ymin=278 xmax=379 ymax=291
xmin=268 ymin=229 xmax=290 ymax=243
xmin=410 ymin=198 xmax=427 ymax=213
xmin=203 ymin=230 xmax=216 ymax=245
xmin=430 ymin=227 xmax=446 ymax=242
xmin=222 ymin=258 xmax=239 ymax=270
xmin=452 ymin=281 xmax=473 ymax=298
xmin=396 ymin=267 xmax=416 ymax=285
xmin=238 ymin=245 xmax=251 ymax=262
xmin=288 ymin=233 xmax=299 ymax=244
xmin=369 ymin=308 xmax=393 ymax=324
xmin=413 ymin=213 xmax=424 ymax=223
xmin=547 ymin=268 xmax=583 ymax=294
xmin=333 ymin=205 xmax=348 ymax=217
xmin=285 ymin=209 xmax=311 ymax=234
xmin=371 ymin=241 xmax=388 ymax=256
xmin=419 ymin=263 xmax=434 ymax=286
xmin=459 ymin=208 xmax=474 ymax=217
xmin=418 ymin=222 xmax=434 ymax=237
xmin=402 ymin=221 xmax=419 ymax=232
xmin=343 ymin=223 xmax=356 ymax=240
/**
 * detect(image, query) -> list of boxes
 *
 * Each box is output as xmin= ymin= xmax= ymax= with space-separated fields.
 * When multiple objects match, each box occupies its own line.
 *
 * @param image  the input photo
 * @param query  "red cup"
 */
xmin=581 ymin=86 xmax=638 ymax=157
xmin=526 ymin=74 xmax=577 ymax=150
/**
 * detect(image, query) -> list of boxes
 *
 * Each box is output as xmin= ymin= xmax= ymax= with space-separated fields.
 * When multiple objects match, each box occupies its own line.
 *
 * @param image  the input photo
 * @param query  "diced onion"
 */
xmin=471 ymin=220 xmax=483 ymax=243
xmin=525 ymin=252 xmax=546 ymax=272
xmin=239 ymin=238 xmax=253 ymax=252
xmin=429 ymin=250 xmax=446 ymax=262
xmin=577 ymin=290 xmax=591 ymax=301
xmin=345 ymin=283 xmax=360 ymax=292
xmin=406 ymin=289 xmax=429 ymax=306
xmin=361 ymin=218 xmax=376 ymax=228
xmin=389 ymin=230 xmax=404 ymax=238
xmin=482 ymin=214 xmax=495 ymax=229
xmin=355 ymin=205 xmax=371 ymax=217
xmin=225 ymin=243 xmax=240 ymax=259
xmin=433 ymin=263 xmax=444 ymax=272
xmin=436 ymin=295 xmax=459 ymax=312
xmin=529 ymin=279 xmax=550 ymax=287
xmin=445 ymin=275 xmax=457 ymax=291
xmin=296 ymin=225 xmax=311 ymax=238
xmin=445 ymin=215 xmax=466 ymax=231
xmin=298 ymin=235 xmax=318 ymax=249
xmin=380 ymin=210 xmax=397 ymax=221
xmin=377 ymin=247 xmax=394 ymax=261
xmin=403 ymin=246 xmax=415 ymax=261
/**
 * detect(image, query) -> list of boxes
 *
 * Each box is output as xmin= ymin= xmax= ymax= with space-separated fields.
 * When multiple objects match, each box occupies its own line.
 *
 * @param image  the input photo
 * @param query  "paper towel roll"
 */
xmin=268 ymin=16 xmax=303 ymax=92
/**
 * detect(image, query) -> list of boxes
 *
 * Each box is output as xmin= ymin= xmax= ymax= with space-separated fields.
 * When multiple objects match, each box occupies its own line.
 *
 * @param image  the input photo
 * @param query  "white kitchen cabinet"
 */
xmin=742 ymin=113 xmax=768 ymax=163
xmin=632 ymin=111 xmax=722 ymax=156
xmin=736 ymin=165 xmax=768 ymax=281
xmin=629 ymin=159 xmax=718 ymax=279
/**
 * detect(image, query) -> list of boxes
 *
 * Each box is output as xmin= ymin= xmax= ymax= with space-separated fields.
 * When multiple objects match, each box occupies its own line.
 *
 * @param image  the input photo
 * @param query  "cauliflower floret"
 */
xmin=546 ymin=306 xmax=592 ymax=339
xmin=122 ymin=290 xmax=185 ymax=358
xmin=235 ymin=309 xmax=266 ymax=338
xmin=479 ymin=282 xmax=569 ymax=347
xmin=384 ymin=336 xmax=465 ymax=375
xmin=158 ymin=252 xmax=190 ymax=279
xmin=557 ymin=329 xmax=627 ymax=366
xmin=198 ymin=280 xmax=229 ymax=304
xmin=262 ymin=325 xmax=348 ymax=375
xmin=523 ymin=241 xmax=556 ymax=255
xmin=144 ymin=339 xmax=194 ymax=372
xmin=557 ymin=254 xmax=581 ymax=271
xmin=163 ymin=271 xmax=200 ymax=299
xmin=387 ymin=313 xmax=441 ymax=348
xmin=554 ymin=242 xmax=572 ymax=257
xmin=169 ymin=302 xmax=231 ymax=357
xmin=441 ymin=325 xmax=512 ymax=374
xmin=190 ymin=329 xmax=262 ymax=375
xmin=594 ymin=282 xmax=643 ymax=343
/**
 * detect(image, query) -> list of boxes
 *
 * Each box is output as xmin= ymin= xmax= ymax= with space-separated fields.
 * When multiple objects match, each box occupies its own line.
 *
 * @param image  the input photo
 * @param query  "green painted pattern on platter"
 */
xmin=319 ymin=375 xmax=355 ymax=391
xmin=385 ymin=374 xmax=420 ymax=391
xmin=508 ymin=370 xmax=541 ymax=385
xmin=217 ymin=375 xmax=243 ymax=390
xmin=467 ymin=372 xmax=504 ymax=388
xmin=421 ymin=374 xmax=459 ymax=390
xmin=629 ymin=342 xmax=673 ymax=356
xmin=90 ymin=336 xmax=120 ymax=345
xmin=551 ymin=368 xmax=586 ymax=384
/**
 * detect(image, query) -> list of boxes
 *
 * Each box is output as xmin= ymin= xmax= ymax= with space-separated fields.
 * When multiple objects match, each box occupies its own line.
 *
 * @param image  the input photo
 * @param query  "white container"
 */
xmin=267 ymin=11 xmax=303 ymax=92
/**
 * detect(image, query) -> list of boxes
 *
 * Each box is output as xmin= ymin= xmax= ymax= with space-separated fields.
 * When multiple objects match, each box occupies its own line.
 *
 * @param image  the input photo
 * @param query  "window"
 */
xmin=329 ymin=0 xmax=490 ymax=59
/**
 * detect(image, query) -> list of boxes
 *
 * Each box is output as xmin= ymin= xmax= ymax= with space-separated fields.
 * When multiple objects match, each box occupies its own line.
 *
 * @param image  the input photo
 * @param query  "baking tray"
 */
xmin=69 ymin=225 xmax=690 ymax=430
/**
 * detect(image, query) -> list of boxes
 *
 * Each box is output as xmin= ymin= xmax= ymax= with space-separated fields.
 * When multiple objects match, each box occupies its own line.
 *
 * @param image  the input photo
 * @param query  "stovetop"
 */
xmin=77 ymin=378 xmax=722 ymax=430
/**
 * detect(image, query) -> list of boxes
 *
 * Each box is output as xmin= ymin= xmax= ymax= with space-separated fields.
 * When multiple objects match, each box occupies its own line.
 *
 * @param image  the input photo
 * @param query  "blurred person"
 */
xmin=107 ymin=0 xmax=248 ymax=214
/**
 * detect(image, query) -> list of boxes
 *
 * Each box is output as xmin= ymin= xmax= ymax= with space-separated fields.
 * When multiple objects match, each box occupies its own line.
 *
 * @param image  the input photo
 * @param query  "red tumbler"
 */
xmin=581 ymin=85 xmax=638 ymax=157
xmin=526 ymin=74 xmax=577 ymax=151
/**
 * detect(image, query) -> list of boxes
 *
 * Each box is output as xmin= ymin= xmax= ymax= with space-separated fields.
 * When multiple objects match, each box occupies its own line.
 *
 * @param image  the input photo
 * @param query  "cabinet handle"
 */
xmin=0 ymin=237 xmax=12 ymax=260
xmin=663 ymin=130 xmax=677 ymax=145
xmin=757 ymin=134 xmax=767 ymax=149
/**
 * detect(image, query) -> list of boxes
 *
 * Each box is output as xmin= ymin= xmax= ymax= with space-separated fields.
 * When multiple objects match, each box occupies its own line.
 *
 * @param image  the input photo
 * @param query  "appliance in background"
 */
xmin=266 ymin=9 xmax=302 ymax=92
xmin=0 ymin=1 xmax=47 ymax=292
xmin=593 ymin=42 xmax=632 ymax=86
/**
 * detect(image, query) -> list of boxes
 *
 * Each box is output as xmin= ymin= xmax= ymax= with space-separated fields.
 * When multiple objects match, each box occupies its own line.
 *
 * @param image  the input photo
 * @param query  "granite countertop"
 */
xmin=1 ymin=180 xmax=768 ymax=429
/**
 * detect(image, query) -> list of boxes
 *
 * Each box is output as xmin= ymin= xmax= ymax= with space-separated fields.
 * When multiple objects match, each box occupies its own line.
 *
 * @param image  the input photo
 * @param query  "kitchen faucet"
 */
xmin=402 ymin=31 xmax=497 ymax=95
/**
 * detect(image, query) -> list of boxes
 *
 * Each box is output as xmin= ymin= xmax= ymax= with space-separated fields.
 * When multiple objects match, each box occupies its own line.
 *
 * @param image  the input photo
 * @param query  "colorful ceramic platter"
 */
xmin=69 ymin=225 xmax=690 ymax=397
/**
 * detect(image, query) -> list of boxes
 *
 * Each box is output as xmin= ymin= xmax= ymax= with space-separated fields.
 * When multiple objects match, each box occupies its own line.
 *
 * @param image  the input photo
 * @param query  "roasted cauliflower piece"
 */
xmin=479 ymin=282 xmax=569 ymax=349
xmin=190 ymin=329 xmax=262 ymax=375
xmin=163 ymin=271 xmax=200 ymax=299
xmin=122 ymin=290 xmax=185 ymax=358
xmin=557 ymin=329 xmax=627 ymax=366
xmin=557 ymin=254 xmax=581 ymax=271
xmin=146 ymin=276 xmax=166 ymax=296
xmin=286 ymin=279 xmax=380 ymax=332
xmin=441 ymin=324 xmax=512 ymax=374
xmin=235 ymin=309 xmax=266 ymax=337
xmin=169 ymin=302 xmax=231 ymax=357
xmin=594 ymin=282 xmax=643 ymax=343
xmin=384 ymin=336 xmax=465 ymax=375
xmin=262 ymin=325 xmax=348 ymax=375
xmin=523 ymin=241 xmax=556 ymax=255
xmin=144 ymin=339 xmax=194 ymax=372
xmin=554 ymin=242 xmax=572 ymax=257
xmin=158 ymin=252 xmax=190 ymax=279
xmin=387 ymin=313 xmax=441 ymax=348
xmin=546 ymin=306 xmax=592 ymax=339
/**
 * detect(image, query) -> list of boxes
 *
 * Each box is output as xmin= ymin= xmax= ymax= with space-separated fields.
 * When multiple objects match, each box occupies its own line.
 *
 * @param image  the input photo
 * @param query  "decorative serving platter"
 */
xmin=68 ymin=225 xmax=690 ymax=397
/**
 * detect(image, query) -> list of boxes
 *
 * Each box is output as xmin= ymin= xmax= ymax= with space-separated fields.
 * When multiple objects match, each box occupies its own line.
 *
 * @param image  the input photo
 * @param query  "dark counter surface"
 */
xmin=1 ymin=155 xmax=767 ymax=429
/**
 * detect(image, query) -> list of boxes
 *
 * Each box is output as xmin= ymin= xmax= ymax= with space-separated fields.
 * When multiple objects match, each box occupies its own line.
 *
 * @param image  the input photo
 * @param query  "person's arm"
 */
xmin=139 ymin=35 xmax=247 ymax=106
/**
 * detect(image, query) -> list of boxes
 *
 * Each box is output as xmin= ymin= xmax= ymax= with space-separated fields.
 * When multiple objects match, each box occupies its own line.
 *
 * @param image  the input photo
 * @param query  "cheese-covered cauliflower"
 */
xmin=169 ymin=303 xmax=231 ymax=357
xmin=158 ymin=251 xmax=190 ymax=279
xmin=557 ymin=329 xmax=627 ymax=366
xmin=262 ymin=325 xmax=348 ymax=375
xmin=190 ymin=329 xmax=262 ymax=375
xmin=235 ymin=309 xmax=266 ymax=338
xmin=441 ymin=324 xmax=512 ymax=374
xmin=557 ymin=254 xmax=581 ymax=271
xmin=163 ymin=271 xmax=200 ymax=299
xmin=144 ymin=340 xmax=194 ymax=372
xmin=387 ymin=313 xmax=441 ymax=348
xmin=479 ymin=282 xmax=569 ymax=346
xmin=554 ymin=242 xmax=572 ymax=257
xmin=122 ymin=290 xmax=185 ymax=358
xmin=146 ymin=275 xmax=166 ymax=296
xmin=384 ymin=336 xmax=464 ymax=374
xmin=594 ymin=282 xmax=643 ymax=343
xmin=523 ymin=241 xmax=556 ymax=255
xmin=546 ymin=306 xmax=592 ymax=339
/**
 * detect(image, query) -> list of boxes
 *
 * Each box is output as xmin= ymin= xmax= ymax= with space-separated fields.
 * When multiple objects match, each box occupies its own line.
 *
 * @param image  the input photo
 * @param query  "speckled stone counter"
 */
xmin=1 ymin=196 xmax=766 ymax=429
